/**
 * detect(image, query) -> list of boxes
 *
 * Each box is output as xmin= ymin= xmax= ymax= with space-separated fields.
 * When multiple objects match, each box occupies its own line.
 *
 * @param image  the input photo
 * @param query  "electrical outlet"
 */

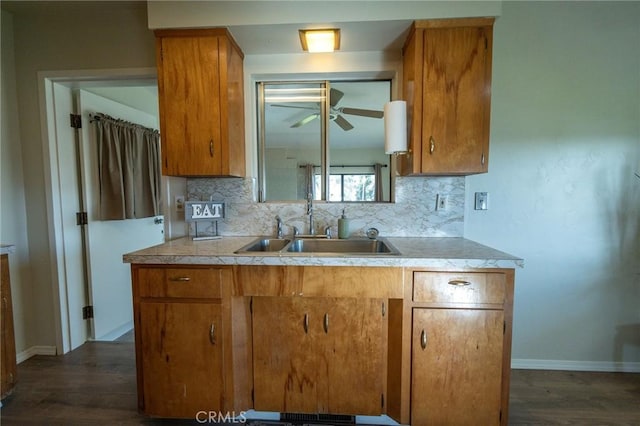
xmin=436 ymin=194 xmax=448 ymax=211
xmin=475 ymin=192 xmax=489 ymax=210
xmin=175 ymin=195 xmax=185 ymax=212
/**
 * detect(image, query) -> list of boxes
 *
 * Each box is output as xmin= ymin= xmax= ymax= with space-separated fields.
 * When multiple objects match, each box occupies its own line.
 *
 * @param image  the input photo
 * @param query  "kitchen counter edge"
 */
xmin=123 ymin=236 xmax=523 ymax=269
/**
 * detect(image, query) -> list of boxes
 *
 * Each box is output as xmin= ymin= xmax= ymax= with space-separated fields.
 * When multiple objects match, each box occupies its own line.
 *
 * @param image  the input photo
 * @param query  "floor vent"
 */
xmin=280 ymin=413 xmax=355 ymax=424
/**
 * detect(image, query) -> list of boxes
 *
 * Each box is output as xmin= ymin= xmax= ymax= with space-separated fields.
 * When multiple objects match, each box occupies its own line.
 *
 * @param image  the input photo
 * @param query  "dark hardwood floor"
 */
xmin=0 ymin=339 xmax=638 ymax=425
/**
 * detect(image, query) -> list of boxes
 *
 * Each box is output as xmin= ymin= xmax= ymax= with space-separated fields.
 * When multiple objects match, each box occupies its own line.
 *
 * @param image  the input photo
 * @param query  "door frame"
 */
xmin=38 ymin=68 xmax=158 ymax=354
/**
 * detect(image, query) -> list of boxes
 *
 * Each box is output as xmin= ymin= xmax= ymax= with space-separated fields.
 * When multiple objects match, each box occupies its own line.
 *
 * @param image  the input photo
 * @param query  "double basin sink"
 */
xmin=235 ymin=237 xmax=400 ymax=256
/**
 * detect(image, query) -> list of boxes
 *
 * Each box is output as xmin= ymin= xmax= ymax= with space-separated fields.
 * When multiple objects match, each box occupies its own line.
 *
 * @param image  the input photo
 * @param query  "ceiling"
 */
xmin=229 ymin=20 xmax=412 ymax=55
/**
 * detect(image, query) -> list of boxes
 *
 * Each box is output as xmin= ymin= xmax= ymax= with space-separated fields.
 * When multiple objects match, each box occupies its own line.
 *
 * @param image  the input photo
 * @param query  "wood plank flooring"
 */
xmin=0 ymin=340 xmax=638 ymax=425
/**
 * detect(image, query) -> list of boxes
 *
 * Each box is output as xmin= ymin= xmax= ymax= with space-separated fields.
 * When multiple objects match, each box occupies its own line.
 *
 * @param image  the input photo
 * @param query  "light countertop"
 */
xmin=0 ymin=244 xmax=16 ymax=255
xmin=123 ymin=237 xmax=523 ymax=269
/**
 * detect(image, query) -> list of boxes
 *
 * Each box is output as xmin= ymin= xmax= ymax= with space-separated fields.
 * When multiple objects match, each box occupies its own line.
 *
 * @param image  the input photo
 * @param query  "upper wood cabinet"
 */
xmin=155 ymin=28 xmax=245 ymax=177
xmin=400 ymin=18 xmax=494 ymax=176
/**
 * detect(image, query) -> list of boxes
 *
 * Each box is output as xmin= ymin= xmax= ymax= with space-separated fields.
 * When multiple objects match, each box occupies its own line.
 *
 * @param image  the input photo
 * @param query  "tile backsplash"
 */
xmin=187 ymin=176 xmax=464 ymax=238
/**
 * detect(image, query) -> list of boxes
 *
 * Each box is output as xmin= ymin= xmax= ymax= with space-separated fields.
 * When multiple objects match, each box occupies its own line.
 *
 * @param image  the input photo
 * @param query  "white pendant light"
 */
xmin=384 ymin=100 xmax=408 ymax=154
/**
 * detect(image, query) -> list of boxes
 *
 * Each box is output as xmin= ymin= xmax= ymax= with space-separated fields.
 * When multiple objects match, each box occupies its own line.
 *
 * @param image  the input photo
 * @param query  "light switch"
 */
xmin=475 ymin=192 xmax=488 ymax=210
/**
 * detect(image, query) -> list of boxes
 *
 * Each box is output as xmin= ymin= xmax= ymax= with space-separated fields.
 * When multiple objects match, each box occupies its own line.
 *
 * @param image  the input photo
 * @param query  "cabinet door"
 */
xmin=252 ymin=297 xmax=387 ymax=415
xmin=157 ymin=34 xmax=222 ymax=176
xmin=139 ymin=302 xmax=224 ymax=418
xmin=322 ymin=298 xmax=386 ymax=415
xmin=421 ymin=25 xmax=492 ymax=174
xmin=412 ymin=308 xmax=504 ymax=425
xmin=252 ymin=297 xmax=318 ymax=413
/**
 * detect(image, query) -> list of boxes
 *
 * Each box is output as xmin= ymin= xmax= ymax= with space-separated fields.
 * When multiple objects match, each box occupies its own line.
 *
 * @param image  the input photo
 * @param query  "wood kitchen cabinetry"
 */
xmin=155 ymin=28 xmax=245 ymax=177
xmin=410 ymin=271 xmax=513 ymax=425
xmin=1 ymin=253 xmax=17 ymax=399
xmin=252 ymin=296 xmax=387 ymax=415
xmin=400 ymin=18 xmax=494 ymax=176
xmin=130 ymin=263 xmax=514 ymax=424
xmin=132 ymin=265 xmax=252 ymax=418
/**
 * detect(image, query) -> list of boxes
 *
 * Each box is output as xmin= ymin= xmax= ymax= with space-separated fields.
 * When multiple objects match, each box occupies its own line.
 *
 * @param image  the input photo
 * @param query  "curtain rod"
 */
xmin=299 ymin=164 xmax=387 ymax=168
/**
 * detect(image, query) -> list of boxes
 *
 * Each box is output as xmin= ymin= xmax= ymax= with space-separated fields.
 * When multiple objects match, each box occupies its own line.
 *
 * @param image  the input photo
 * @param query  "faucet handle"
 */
xmin=293 ymin=226 xmax=300 ymax=237
xmin=324 ymin=226 xmax=333 ymax=239
xmin=366 ymin=227 xmax=379 ymax=239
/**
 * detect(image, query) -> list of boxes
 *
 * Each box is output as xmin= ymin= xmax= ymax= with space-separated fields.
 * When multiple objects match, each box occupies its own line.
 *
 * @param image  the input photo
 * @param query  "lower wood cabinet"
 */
xmin=132 ymin=265 xmax=252 ymax=418
xmin=409 ymin=270 xmax=514 ymax=425
xmin=1 ymin=253 xmax=17 ymax=399
xmin=138 ymin=301 xmax=224 ymax=418
xmin=252 ymin=296 xmax=387 ymax=415
xmin=411 ymin=308 xmax=505 ymax=425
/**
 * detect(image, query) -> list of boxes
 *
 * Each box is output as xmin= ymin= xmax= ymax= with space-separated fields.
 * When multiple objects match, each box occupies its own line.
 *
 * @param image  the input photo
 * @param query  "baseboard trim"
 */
xmin=92 ymin=321 xmax=133 ymax=342
xmin=16 ymin=345 xmax=57 ymax=364
xmin=512 ymin=359 xmax=640 ymax=373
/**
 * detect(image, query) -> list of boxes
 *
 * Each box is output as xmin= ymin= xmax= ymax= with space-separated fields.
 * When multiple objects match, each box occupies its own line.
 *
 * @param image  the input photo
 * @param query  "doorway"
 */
xmin=40 ymin=68 xmax=186 ymax=354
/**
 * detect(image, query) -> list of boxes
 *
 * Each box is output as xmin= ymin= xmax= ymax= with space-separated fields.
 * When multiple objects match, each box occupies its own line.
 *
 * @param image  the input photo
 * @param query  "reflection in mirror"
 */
xmin=258 ymin=80 xmax=391 ymax=202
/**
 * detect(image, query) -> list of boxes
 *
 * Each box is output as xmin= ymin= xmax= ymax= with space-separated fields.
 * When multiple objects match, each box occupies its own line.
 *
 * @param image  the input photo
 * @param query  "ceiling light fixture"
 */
xmin=299 ymin=28 xmax=340 ymax=53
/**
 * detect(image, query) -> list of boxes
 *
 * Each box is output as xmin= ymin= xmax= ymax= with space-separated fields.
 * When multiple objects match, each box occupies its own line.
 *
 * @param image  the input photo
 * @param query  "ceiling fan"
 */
xmin=270 ymin=88 xmax=384 ymax=131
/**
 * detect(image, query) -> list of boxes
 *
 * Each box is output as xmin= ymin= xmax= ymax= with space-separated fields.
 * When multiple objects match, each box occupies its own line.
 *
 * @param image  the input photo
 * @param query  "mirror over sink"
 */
xmin=257 ymin=80 xmax=392 ymax=203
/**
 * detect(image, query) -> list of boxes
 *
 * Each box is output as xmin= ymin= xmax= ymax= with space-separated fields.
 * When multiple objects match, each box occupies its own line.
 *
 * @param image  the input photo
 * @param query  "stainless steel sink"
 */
xmin=235 ymin=238 xmax=291 ymax=253
xmin=286 ymin=238 xmax=399 ymax=255
xmin=236 ymin=236 xmax=400 ymax=256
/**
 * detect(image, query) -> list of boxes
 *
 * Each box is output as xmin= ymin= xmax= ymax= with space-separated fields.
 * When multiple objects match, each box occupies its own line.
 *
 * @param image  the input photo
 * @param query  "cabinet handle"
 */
xmin=429 ymin=136 xmax=435 ymax=154
xmin=303 ymin=313 xmax=309 ymax=334
xmin=323 ymin=313 xmax=329 ymax=334
xmin=481 ymin=153 xmax=485 ymax=165
xmin=448 ymin=279 xmax=472 ymax=287
xmin=209 ymin=139 xmax=214 ymax=157
xmin=420 ymin=329 xmax=428 ymax=350
xmin=169 ymin=277 xmax=190 ymax=282
xmin=209 ymin=323 xmax=216 ymax=345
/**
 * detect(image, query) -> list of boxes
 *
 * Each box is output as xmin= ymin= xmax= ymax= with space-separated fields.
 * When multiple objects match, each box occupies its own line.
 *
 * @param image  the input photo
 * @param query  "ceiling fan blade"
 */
xmin=329 ymin=88 xmax=344 ymax=107
xmin=333 ymin=114 xmax=354 ymax=131
xmin=340 ymin=107 xmax=384 ymax=119
xmin=291 ymin=113 xmax=320 ymax=128
xmin=271 ymin=104 xmax=319 ymax=111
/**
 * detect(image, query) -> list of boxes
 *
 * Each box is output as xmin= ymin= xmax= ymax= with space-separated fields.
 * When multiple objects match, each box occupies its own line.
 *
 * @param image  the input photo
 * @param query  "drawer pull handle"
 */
xmin=209 ymin=323 xmax=216 ymax=345
xmin=448 ymin=279 xmax=471 ymax=286
xmin=429 ymin=136 xmax=435 ymax=154
xmin=209 ymin=140 xmax=214 ymax=157
xmin=420 ymin=329 xmax=428 ymax=350
xmin=169 ymin=277 xmax=190 ymax=282
xmin=303 ymin=313 xmax=309 ymax=334
xmin=323 ymin=313 xmax=329 ymax=334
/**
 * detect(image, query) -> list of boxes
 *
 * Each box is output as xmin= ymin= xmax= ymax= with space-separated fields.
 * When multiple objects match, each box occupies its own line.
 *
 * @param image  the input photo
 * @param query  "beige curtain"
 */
xmin=94 ymin=113 xmax=161 ymax=220
xmin=374 ymin=163 xmax=384 ymax=202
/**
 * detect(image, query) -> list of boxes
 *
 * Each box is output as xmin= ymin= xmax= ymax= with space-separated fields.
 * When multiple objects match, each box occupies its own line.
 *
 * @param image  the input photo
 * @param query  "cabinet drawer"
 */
xmin=137 ymin=267 xmax=222 ymax=299
xmin=413 ymin=272 xmax=505 ymax=305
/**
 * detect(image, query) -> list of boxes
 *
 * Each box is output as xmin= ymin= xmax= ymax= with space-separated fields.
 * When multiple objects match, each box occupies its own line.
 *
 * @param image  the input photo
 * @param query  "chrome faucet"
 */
xmin=275 ymin=215 xmax=283 ymax=239
xmin=306 ymin=192 xmax=315 ymax=235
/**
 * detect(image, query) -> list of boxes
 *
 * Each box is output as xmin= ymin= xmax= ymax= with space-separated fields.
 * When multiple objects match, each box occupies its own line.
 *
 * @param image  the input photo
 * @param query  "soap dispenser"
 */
xmin=338 ymin=209 xmax=350 ymax=239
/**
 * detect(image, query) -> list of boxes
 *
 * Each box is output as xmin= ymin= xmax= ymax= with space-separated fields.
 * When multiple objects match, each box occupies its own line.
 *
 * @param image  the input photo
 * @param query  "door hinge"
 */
xmin=70 ymin=113 xmax=82 ymax=129
xmin=76 ymin=211 xmax=88 ymax=226
xmin=382 ymin=301 xmax=386 ymax=317
xmin=82 ymin=305 xmax=94 ymax=320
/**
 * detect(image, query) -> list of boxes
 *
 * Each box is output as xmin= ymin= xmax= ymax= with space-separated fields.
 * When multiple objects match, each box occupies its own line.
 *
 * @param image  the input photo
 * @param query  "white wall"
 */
xmin=6 ymin=2 xmax=157 ymax=351
xmin=465 ymin=1 xmax=640 ymax=370
xmin=0 ymin=10 xmax=35 ymax=355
